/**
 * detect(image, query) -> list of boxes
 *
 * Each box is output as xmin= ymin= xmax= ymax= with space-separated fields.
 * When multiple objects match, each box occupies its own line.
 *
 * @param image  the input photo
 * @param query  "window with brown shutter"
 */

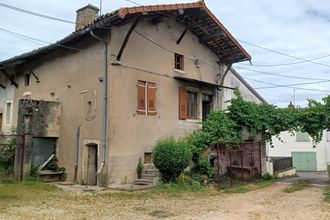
xmin=147 ymin=82 xmax=157 ymax=116
xmin=137 ymin=81 xmax=146 ymax=115
xmin=137 ymin=81 xmax=157 ymax=116
xmin=179 ymin=87 xmax=187 ymax=120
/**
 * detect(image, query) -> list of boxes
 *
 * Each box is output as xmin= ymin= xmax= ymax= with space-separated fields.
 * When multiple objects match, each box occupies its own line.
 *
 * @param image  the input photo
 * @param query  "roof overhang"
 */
xmin=117 ymin=1 xmax=251 ymax=64
xmin=0 ymin=1 xmax=251 ymax=67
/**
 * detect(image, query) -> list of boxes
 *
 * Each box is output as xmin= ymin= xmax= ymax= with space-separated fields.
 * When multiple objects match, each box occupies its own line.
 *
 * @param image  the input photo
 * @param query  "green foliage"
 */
xmin=157 ymin=91 xmax=329 ymax=182
xmin=202 ymin=111 xmax=242 ymax=146
xmin=44 ymin=156 xmax=65 ymax=172
xmin=324 ymin=186 xmax=330 ymax=202
xmin=136 ymin=157 xmax=143 ymax=179
xmin=0 ymin=137 xmax=16 ymax=177
xmin=153 ymin=180 xmax=202 ymax=193
xmin=153 ymin=137 xmax=192 ymax=182
xmin=296 ymin=97 xmax=329 ymax=143
xmin=283 ymin=180 xmax=310 ymax=193
xmin=262 ymin=173 xmax=275 ymax=181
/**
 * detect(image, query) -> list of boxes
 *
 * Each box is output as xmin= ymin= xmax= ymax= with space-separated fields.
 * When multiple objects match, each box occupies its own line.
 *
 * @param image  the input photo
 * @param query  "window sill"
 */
xmin=174 ymin=68 xmax=186 ymax=74
xmin=185 ymin=118 xmax=202 ymax=123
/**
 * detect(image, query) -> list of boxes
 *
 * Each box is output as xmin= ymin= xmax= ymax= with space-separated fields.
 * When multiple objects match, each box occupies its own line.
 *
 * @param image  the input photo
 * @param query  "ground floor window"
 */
xmin=187 ymin=92 xmax=197 ymax=119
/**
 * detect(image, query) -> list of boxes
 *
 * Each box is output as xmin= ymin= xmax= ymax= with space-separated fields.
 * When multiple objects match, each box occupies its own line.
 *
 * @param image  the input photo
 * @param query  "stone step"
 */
xmin=145 ymin=169 xmax=159 ymax=176
xmin=141 ymin=173 xmax=157 ymax=180
xmin=133 ymin=178 xmax=154 ymax=186
xmin=38 ymin=170 xmax=65 ymax=182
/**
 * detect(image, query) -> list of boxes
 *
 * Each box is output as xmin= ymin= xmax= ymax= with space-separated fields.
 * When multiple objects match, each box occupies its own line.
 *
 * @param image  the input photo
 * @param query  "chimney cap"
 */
xmin=76 ymin=4 xmax=99 ymax=13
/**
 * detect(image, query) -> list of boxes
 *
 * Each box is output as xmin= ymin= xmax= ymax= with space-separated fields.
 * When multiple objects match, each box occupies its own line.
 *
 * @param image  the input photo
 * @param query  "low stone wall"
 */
xmin=275 ymin=167 xmax=296 ymax=178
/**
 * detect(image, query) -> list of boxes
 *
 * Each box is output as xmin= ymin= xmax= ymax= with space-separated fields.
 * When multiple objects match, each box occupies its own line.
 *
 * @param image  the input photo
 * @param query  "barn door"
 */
xmin=31 ymin=137 xmax=56 ymax=167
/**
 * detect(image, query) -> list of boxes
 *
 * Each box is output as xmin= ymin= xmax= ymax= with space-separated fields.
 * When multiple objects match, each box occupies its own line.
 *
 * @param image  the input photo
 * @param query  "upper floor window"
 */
xmin=5 ymin=102 xmax=12 ymax=125
xmin=24 ymin=73 xmax=31 ymax=86
xmin=296 ymin=131 xmax=310 ymax=142
xmin=174 ymin=53 xmax=184 ymax=71
xmin=137 ymin=81 xmax=157 ymax=116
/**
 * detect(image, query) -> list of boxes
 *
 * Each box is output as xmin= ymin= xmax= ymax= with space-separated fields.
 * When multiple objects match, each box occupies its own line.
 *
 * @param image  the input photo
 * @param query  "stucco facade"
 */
xmin=1 ymin=3 xmax=267 ymax=185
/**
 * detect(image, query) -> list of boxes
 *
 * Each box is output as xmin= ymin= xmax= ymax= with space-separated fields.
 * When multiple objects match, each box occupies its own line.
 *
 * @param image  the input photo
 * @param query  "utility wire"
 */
xmin=1 ymin=1 xmax=330 ymax=93
xmin=0 ymin=2 xmax=76 ymax=24
xmin=244 ymin=77 xmax=330 ymax=92
xmin=235 ymin=66 xmax=330 ymax=81
xmin=125 ymin=0 xmax=330 ymax=70
xmin=3 ymin=0 xmax=330 ymax=70
xmin=239 ymin=53 xmax=330 ymax=67
xmin=238 ymin=40 xmax=330 ymax=69
xmin=2 ymin=26 xmax=330 ymax=94
xmin=2 ymin=25 xmax=329 ymax=94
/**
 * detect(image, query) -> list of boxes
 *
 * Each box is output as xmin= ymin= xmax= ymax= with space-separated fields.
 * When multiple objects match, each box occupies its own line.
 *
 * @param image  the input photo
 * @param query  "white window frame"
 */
xmin=5 ymin=101 xmax=13 ymax=125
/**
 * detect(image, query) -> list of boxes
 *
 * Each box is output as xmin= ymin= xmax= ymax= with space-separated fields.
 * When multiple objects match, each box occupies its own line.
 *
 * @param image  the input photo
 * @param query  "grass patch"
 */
xmin=0 ymin=178 xmax=57 ymax=203
xmin=324 ymin=186 xmax=330 ymax=202
xmin=223 ymin=179 xmax=275 ymax=194
xmin=283 ymin=180 xmax=310 ymax=193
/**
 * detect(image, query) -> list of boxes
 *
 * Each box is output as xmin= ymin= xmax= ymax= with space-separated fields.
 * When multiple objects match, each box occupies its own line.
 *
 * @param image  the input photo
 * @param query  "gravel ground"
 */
xmin=0 ymin=183 xmax=329 ymax=220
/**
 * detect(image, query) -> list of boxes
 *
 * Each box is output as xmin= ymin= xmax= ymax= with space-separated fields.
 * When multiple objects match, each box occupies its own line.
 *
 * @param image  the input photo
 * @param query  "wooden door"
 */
xmin=87 ymin=144 xmax=97 ymax=185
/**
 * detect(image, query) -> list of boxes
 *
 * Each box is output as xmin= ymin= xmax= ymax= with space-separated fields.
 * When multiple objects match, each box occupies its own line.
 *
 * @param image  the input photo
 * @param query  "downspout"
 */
xmin=74 ymin=126 xmax=80 ymax=183
xmin=90 ymin=30 xmax=110 ymax=177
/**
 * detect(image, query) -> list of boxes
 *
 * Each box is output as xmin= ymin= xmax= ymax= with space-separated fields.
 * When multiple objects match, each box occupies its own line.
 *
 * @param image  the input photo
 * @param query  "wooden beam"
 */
xmin=116 ymin=17 xmax=140 ymax=61
xmin=176 ymin=25 xmax=189 ymax=44
xmin=200 ymin=32 xmax=226 ymax=42
xmin=1 ymin=69 xmax=18 ymax=88
xmin=30 ymin=70 xmax=40 ymax=83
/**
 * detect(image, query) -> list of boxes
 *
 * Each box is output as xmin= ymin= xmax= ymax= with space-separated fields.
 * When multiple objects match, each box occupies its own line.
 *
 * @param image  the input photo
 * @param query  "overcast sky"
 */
xmin=0 ymin=0 xmax=329 ymax=107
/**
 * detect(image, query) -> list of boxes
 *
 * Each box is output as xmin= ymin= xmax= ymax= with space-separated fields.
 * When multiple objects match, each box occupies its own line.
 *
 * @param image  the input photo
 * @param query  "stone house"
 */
xmin=0 ymin=1 xmax=267 ymax=185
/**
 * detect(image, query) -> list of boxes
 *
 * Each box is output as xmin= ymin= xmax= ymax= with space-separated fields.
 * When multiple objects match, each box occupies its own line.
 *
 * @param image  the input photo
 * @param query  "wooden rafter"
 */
xmin=116 ymin=17 xmax=140 ymax=61
xmin=1 ymin=69 xmax=18 ymax=88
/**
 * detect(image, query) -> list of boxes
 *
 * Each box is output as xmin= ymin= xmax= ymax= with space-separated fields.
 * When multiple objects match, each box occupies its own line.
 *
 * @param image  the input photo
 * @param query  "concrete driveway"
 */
xmin=277 ymin=171 xmax=329 ymax=187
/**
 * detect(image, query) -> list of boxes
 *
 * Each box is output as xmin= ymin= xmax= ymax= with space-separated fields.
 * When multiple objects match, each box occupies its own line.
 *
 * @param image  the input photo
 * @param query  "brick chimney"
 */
xmin=76 ymin=4 xmax=99 ymax=31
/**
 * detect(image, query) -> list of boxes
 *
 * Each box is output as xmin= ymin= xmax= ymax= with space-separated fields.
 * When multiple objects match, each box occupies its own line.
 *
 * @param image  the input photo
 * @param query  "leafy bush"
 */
xmin=153 ymin=137 xmax=192 ymax=182
xmin=262 ymin=173 xmax=275 ymax=181
xmin=0 ymin=137 xmax=16 ymax=177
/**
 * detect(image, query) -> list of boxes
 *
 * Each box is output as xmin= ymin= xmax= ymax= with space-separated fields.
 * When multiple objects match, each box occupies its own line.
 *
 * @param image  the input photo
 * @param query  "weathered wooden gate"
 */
xmin=215 ymin=141 xmax=262 ymax=182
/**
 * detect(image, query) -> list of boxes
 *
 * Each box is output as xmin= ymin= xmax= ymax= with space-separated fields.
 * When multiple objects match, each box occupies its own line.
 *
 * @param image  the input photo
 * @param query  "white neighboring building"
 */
xmin=269 ymin=130 xmax=330 ymax=171
xmin=0 ymin=73 xmax=15 ymax=134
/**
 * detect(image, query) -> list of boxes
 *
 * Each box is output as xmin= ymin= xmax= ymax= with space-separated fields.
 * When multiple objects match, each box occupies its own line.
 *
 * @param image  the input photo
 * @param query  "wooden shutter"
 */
xmin=137 ymin=81 xmax=146 ymax=115
xmin=147 ymin=82 xmax=157 ymax=116
xmin=179 ymin=87 xmax=187 ymax=120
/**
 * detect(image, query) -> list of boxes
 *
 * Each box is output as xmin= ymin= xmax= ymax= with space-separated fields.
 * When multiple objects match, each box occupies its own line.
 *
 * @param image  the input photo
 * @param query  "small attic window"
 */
xmin=24 ymin=73 xmax=31 ymax=86
xmin=174 ymin=53 xmax=184 ymax=71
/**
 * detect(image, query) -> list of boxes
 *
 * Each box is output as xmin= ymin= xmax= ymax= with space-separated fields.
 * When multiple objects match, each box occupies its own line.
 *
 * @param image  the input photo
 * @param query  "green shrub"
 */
xmin=153 ymin=137 xmax=192 ymax=182
xmin=262 ymin=173 xmax=275 ymax=181
xmin=0 ymin=137 xmax=16 ymax=177
xmin=136 ymin=157 xmax=143 ymax=179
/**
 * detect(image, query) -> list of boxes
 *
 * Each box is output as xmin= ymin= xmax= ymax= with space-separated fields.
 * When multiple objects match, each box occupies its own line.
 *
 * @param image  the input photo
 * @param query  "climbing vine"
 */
xmin=185 ymin=90 xmax=329 ymax=177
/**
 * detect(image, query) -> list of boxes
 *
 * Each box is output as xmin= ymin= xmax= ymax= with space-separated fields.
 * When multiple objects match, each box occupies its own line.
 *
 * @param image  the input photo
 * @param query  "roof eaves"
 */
xmin=230 ymin=67 xmax=267 ymax=104
xmin=201 ymin=5 xmax=251 ymax=62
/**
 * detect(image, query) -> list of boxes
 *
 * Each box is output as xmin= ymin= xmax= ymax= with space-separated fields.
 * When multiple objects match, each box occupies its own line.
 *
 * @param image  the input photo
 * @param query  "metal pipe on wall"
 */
xmin=90 ymin=30 xmax=110 ymax=177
